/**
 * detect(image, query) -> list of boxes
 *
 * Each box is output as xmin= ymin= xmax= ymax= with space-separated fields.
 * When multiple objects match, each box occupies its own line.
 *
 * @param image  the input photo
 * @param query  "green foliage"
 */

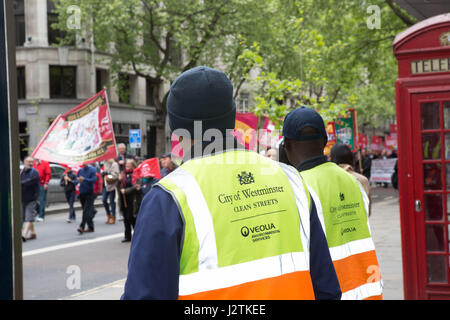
xmin=238 ymin=0 xmax=408 ymax=130
xmin=51 ymin=0 xmax=410 ymax=140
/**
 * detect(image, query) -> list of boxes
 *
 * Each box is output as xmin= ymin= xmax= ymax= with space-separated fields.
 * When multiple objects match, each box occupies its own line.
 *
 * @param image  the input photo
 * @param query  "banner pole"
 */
xmin=104 ymin=87 xmax=118 ymax=159
xmin=353 ymin=108 xmax=363 ymax=174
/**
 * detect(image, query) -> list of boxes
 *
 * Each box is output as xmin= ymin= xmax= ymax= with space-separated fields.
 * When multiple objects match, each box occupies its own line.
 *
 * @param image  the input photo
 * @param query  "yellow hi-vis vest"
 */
xmin=300 ymin=162 xmax=383 ymax=300
xmin=156 ymin=150 xmax=315 ymax=300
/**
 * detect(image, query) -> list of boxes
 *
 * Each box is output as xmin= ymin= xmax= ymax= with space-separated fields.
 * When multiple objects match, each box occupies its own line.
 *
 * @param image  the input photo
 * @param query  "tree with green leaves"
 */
xmin=239 ymin=0 xmax=414 ymax=134
xmin=52 ymin=0 xmax=278 ymax=155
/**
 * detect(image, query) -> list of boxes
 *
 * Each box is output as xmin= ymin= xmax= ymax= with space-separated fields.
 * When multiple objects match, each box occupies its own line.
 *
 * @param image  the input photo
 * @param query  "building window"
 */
xmin=113 ymin=122 xmax=141 ymax=156
xmin=17 ymin=66 xmax=26 ymax=100
xmin=238 ymin=92 xmax=250 ymax=113
xmin=47 ymin=0 xmax=75 ymax=46
xmin=146 ymin=79 xmax=156 ymax=106
xmin=118 ymin=73 xmax=130 ymax=104
xmin=49 ymin=66 xmax=77 ymax=99
xmin=19 ymin=121 xmax=29 ymax=161
xmin=96 ymin=69 xmax=109 ymax=93
xmin=14 ymin=0 xmax=25 ymax=46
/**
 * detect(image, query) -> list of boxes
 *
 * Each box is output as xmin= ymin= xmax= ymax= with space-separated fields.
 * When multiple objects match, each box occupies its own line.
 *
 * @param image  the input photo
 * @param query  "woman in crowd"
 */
xmin=102 ymin=158 xmax=119 ymax=224
xmin=119 ymin=159 xmax=139 ymax=243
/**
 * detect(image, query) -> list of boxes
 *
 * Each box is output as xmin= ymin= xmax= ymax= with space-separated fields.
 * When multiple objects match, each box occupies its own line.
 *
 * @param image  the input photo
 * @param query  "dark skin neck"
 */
xmin=284 ymin=126 xmax=327 ymax=167
xmin=284 ymin=138 xmax=327 ymax=168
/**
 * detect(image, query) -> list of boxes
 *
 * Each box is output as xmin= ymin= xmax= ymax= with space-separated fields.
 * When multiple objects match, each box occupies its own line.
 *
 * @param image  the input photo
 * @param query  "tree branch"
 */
xmin=385 ymin=0 xmax=417 ymax=26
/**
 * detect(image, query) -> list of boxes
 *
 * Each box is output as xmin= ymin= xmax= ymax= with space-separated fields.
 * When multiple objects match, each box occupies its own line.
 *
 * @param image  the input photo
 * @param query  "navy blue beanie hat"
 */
xmin=282 ymin=106 xmax=328 ymax=142
xmin=167 ymin=66 xmax=236 ymax=136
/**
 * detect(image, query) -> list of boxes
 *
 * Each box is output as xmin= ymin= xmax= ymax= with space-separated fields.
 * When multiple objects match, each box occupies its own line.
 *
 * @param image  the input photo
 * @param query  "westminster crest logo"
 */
xmin=238 ymin=171 xmax=255 ymax=185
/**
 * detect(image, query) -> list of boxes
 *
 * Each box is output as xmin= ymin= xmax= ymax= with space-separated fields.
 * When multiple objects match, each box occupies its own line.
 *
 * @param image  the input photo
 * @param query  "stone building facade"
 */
xmin=14 ymin=0 xmax=163 ymax=161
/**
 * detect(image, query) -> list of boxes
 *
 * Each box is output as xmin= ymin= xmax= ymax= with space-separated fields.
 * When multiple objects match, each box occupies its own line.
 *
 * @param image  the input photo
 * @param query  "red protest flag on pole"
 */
xmin=134 ymin=158 xmax=161 ymax=180
xmin=32 ymin=89 xmax=118 ymax=165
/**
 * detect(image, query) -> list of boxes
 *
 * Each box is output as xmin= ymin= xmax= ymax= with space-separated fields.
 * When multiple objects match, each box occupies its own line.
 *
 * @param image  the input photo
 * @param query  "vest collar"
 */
xmin=182 ymin=135 xmax=246 ymax=164
xmin=297 ymin=155 xmax=328 ymax=172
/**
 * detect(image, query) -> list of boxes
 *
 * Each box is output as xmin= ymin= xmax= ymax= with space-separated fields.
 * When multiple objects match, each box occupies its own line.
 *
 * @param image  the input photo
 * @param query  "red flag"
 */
xmin=370 ymin=136 xmax=384 ymax=151
xmin=232 ymin=112 xmax=258 ymax=150
xmin=357 ymin=133 xmax=368 ymax=149
xmin=32 ymin=89 xmax=117 ymax=165
xmin=134 ymin=158 xmax=161 ymax=180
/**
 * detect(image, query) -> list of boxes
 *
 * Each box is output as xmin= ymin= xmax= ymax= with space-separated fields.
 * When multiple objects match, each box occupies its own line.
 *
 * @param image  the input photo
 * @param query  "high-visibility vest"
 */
xmin=300 ymin=162 xmax=383 ymax=300
xmin=157 ymin=150 xmax=315 ymax=300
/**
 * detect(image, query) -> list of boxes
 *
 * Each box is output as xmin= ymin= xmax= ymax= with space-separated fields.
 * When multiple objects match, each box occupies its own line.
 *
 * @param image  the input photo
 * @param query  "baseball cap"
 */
xmin=282 ymin=106 xmax=328 ymax=142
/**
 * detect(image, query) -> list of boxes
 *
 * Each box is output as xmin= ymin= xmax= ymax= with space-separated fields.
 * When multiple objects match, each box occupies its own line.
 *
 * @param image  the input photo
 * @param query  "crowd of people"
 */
xmin=20 ymin=142 xmax=178 ymax=243
xmin=20 ymin=66 xmax=389 ymax=300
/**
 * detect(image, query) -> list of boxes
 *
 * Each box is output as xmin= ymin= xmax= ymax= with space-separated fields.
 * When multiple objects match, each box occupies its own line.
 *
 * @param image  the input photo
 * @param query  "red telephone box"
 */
xmin=394 ymin=13 xmax=450 ymax=299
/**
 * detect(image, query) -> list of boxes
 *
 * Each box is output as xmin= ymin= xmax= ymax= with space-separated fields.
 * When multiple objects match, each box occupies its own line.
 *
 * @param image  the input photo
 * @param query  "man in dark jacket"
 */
xmin=77 ymin=164 xmax=97 ymax=234
xmin=21 ymin=156 xmax=40 ymax=241
xmin=122 ymin=66 xmax=340 ymax=300
xmin=60 ymin=168 xmax=78 ymax=223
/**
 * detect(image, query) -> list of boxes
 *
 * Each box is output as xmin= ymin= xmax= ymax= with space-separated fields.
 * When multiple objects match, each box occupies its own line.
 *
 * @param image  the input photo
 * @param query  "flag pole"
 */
xmin=353 ymin=108 xmax=363 ymax=174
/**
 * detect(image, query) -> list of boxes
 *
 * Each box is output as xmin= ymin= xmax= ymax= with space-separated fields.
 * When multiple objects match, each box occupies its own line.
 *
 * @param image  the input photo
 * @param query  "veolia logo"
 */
xmin=241 ymin=226 xmax=250 ymax=237
xmin=241 ymin=223 xmax=276 ymax=237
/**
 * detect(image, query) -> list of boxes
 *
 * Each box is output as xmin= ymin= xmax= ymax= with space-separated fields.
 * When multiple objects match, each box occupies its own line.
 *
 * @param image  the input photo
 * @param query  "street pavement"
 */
xmin=22 ymin=186 xmax=402 ymax=300
xmin=22 ymin=200 xmax=130 ymax=300
xmin=58 ymin=186 xmax=404 ymax=300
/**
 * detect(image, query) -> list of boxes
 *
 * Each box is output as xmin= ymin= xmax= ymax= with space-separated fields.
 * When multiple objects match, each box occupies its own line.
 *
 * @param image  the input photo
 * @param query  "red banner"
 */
xmin=171 ymin=133 xmax=184 ymax=160
xmin=324 ymin=122 xmax=337 ymax=155
xmin=259 ymin=117 xmax=282 ymax=149
xmin=370 ymin=135 xmax=384 ymax=151
xmin=232 ymin=112 xmax=259 ymax=150
xmin=357 ymin=133 xmax=368 ymax=149
xmin=32 ymin=89 xmax=117 ymax=165
xmin=133 ymin=157 xmax=161 ymax=180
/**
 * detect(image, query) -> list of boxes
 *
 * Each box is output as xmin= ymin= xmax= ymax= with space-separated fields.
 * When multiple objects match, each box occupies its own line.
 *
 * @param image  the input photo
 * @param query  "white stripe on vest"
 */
xmin=166 ymin=167 xmax=219 ymax=271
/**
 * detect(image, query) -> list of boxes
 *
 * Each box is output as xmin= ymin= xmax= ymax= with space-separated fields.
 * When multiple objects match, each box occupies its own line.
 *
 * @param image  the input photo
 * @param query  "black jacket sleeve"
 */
xmin=309 ymin=197 xmax=342 ymax=300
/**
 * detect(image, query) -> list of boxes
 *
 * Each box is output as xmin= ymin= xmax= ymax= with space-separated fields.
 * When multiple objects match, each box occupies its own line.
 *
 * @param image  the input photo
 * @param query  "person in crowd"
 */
xmin=281 ymin=106 xmax=382 ymax=300
xmin=122 ymin=66 xmax=340 ymax=300
xmin=159 ymin=153 xmax=178 ymax=178
xmin=140 ymin=176 xmax=159 ymax=196
xmin=119 ymin=159 xmax=139 ymax=243
xmin=60 ymin=167 xmax=78 ymax=223
xmin=116 ymin=143 xmax=139 ymax=172
xmin=76 ymin=163 xmax=98 ymax=234
xmin=389 ymin=147 xmax=398 ymax=159
xmin=330 ymin=144 xmax=372 ymax=217
xmin=265 ymin=147 xmax=278 ymax=161
xmin=32 ymin=158 xmax=51 ymax=222
xmin=102 ymin=158 xmax=119 ymax=224
xmin=355 ymin=148 xmax=372 ymax=181
xmin=21 ymin=156 xmax=40 ymax=241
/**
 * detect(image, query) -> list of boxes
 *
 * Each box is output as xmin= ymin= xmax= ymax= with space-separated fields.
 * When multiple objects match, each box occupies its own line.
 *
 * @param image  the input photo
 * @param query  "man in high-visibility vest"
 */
xmin=122 ymin=66 xmax=341 ymax=300
xmin=281 ymin=106 xmax=383 ymax=300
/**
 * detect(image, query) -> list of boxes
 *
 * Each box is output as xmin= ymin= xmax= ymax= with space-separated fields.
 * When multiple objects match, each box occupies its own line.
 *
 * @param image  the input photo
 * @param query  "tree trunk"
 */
xmin=153 ymin=88 xmax=169 ymax=158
